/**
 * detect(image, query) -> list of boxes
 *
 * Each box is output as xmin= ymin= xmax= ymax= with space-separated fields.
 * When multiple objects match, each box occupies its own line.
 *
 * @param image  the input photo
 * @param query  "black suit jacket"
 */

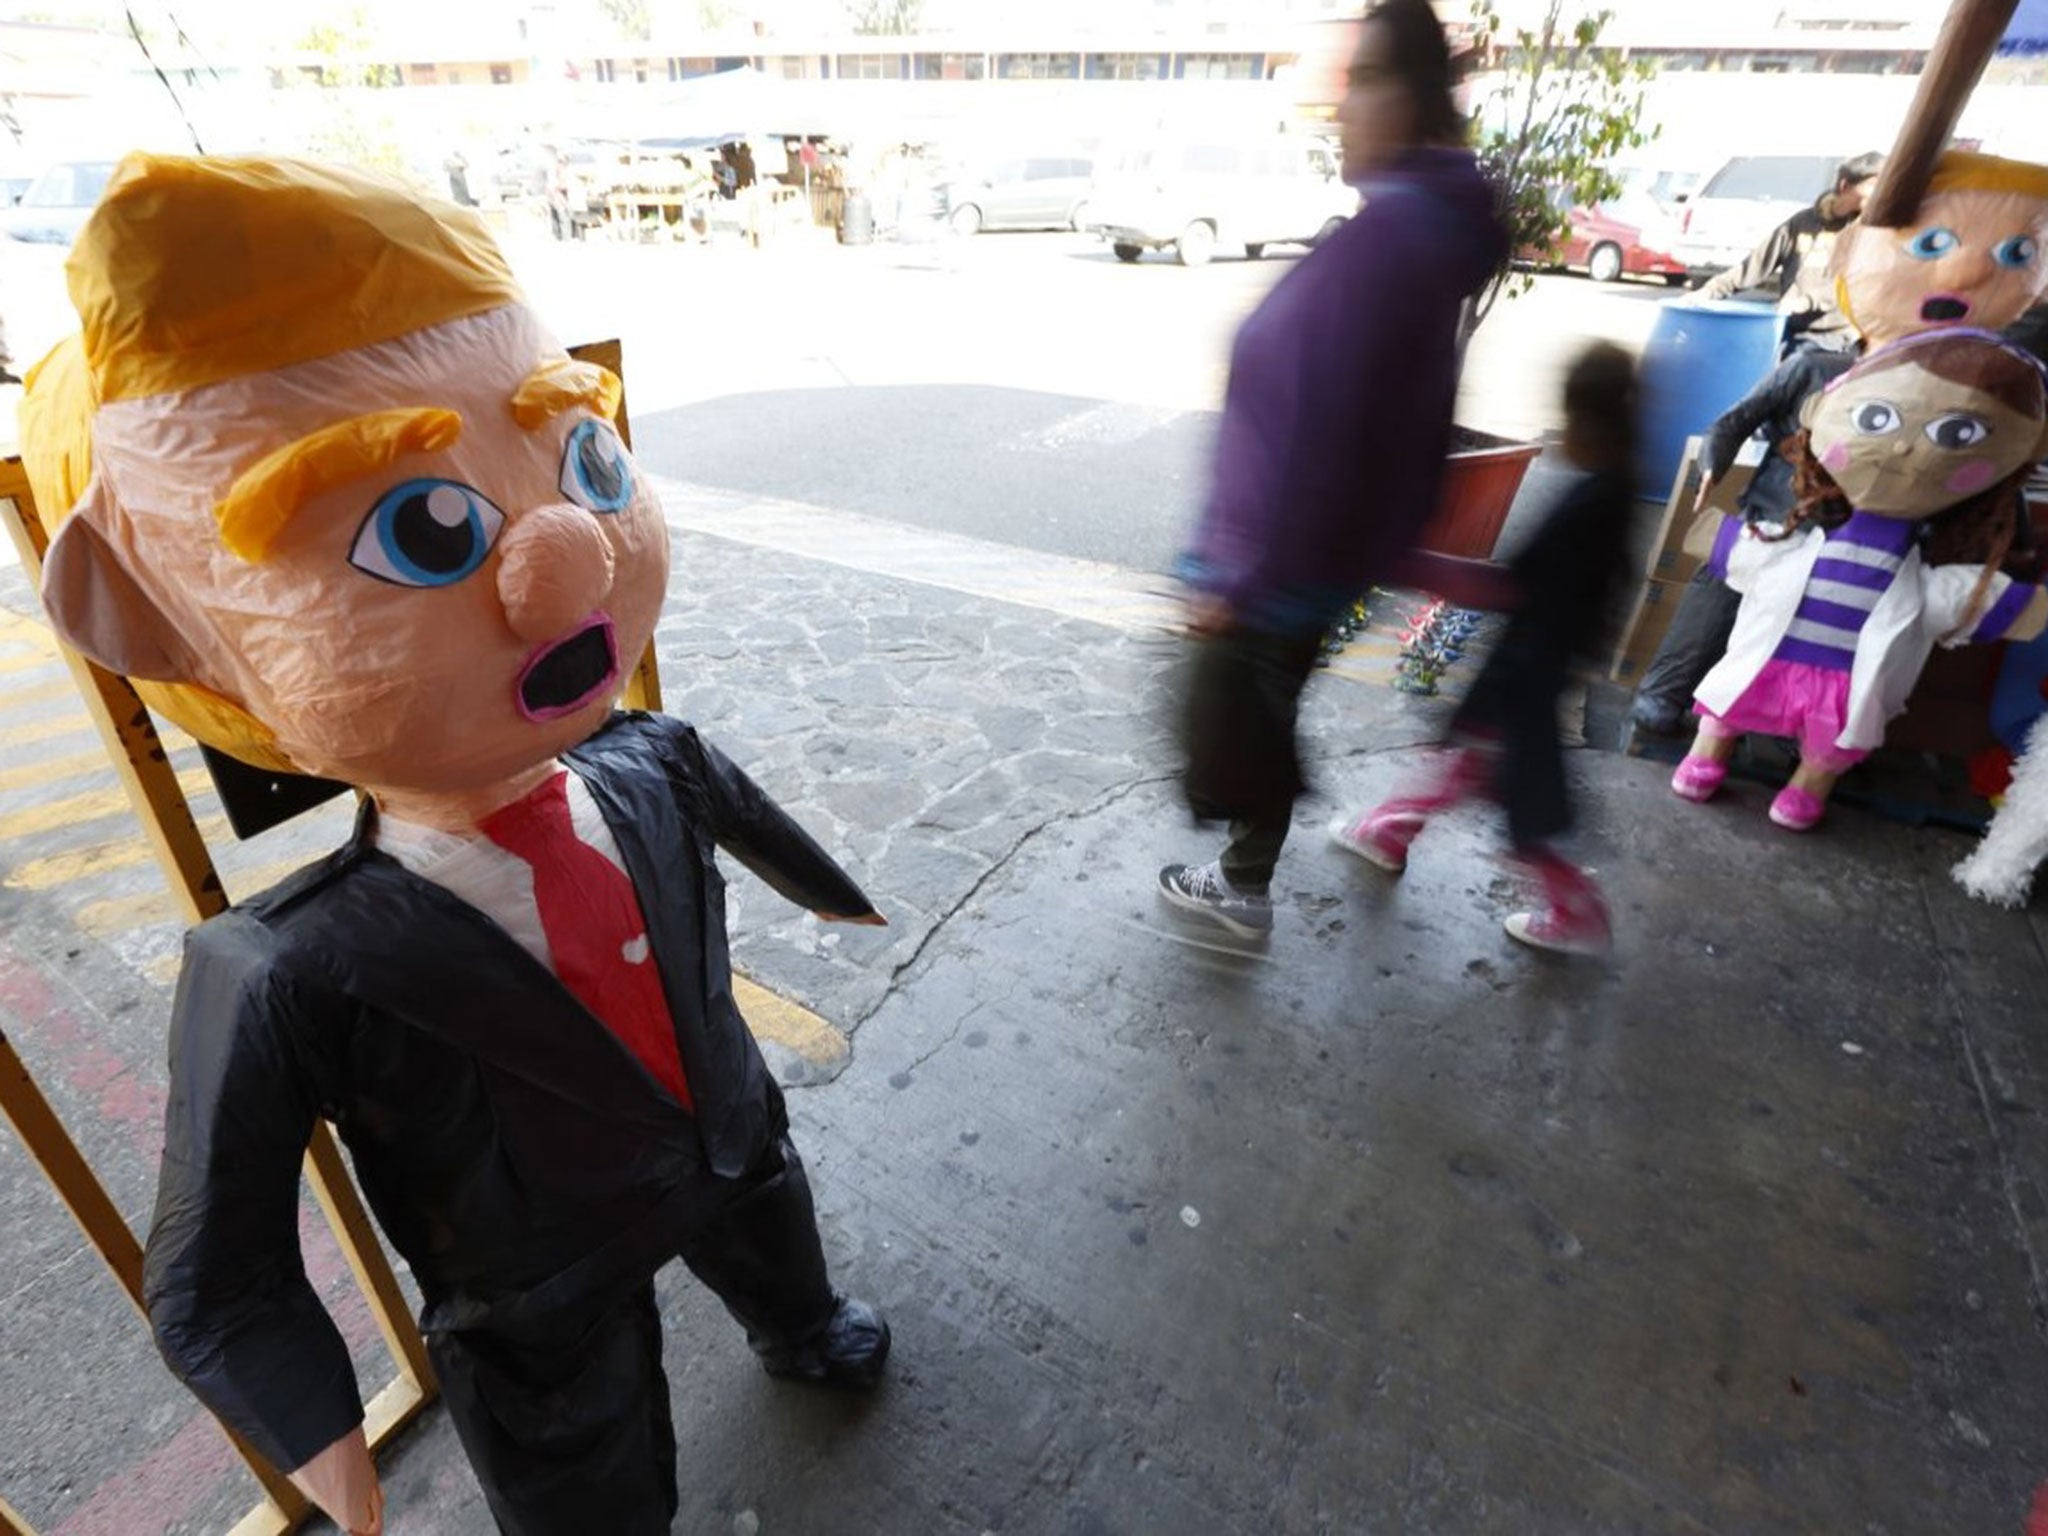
xmin=140 ymin=713 xmax=873 ymax=1472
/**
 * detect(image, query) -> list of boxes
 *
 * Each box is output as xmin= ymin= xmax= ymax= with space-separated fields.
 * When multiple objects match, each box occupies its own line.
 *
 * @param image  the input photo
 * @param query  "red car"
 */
xmin=1530 ymin=202 xmax=1690 ymax=285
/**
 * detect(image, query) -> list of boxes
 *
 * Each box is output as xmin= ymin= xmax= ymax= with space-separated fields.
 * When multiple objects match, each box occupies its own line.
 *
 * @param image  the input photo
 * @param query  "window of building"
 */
xmin=1178 ymin=53 xmax=1257 ymax=80
xmin=1086 ymin=53 xmax=1163 ymax=80
xmin=912 ymin=52 xmax=985 ymax=80
xmin=835 ymin=53 xmax=907 ymax=79
xmin=998 ymin=52 xmax=1080 ymax=80
xmin=595 ymin=58 xmax=616 ymax=82
xmin=447 ymin=67 xmax=463 ymax=84
xmin=491 ymin=63 xmax=513 ymax=84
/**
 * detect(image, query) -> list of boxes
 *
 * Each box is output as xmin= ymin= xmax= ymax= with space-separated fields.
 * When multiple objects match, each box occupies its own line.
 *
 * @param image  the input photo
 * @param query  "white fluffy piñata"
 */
xmin=1955 ymin=713 xmax=2048 ymax=907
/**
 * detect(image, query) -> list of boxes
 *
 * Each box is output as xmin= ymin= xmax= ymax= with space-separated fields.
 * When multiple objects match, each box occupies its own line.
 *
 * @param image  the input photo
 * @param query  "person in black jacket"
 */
xmin=1696 ymin=152 xmax=1883 ymax=354
xmin=25 ymin=154 xmax=889 ymax=1536
xmin=1330 ymin=343 xmax=1639 ymax=955
xmin=1628 ymin=345 xmax=1860 ymax=735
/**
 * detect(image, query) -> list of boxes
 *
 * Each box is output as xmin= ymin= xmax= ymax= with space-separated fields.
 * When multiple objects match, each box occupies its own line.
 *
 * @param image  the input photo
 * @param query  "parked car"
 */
xmin=941 ymin=155 xmax=1096 ymax=235
xmin=0 ymin=160 xmax=117 ymax=245
xmin=1666 ymin=153 xmax=1841 ymax=282
xmin=1609 ymin=163 xmax=1706 ymax=215
xmin=1538 ymin=198 xmax=1689 ymax=284
xmin=1090 ymin=134 xmax=1358 ymax=267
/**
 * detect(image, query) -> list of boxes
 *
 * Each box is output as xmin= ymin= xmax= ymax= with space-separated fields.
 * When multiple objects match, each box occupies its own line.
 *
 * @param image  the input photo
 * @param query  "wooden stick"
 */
xmin=1863 ymin=0 xmax=2019 ymax=228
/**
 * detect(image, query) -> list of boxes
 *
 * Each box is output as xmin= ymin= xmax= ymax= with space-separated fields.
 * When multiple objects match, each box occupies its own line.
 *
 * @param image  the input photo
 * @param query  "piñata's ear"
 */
xmin=41 ymin=485 xmax=204 ymax=682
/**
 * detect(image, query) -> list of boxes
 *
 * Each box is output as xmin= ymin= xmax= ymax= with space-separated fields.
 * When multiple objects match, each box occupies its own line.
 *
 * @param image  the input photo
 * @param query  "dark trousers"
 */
xmin=429 ymin=1135 xmax=836 ymax=1536
xmin=1635 ymin=568 xmax=1743 ymax=717
xmin=1180 ymin=627 xmax=1325 ymax=892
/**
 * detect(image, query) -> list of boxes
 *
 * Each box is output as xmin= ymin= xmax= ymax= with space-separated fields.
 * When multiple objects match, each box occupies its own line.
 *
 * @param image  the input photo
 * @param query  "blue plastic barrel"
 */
xmin=1635 ymin=298 xmax=1785 ymax=500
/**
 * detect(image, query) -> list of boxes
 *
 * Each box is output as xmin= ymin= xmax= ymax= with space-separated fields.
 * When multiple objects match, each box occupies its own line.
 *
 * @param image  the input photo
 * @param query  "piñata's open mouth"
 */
xmin=1920 ymin=294 xmax=1970 ymax=323
xmin=517 ymin=615 xmax=618 ymax=721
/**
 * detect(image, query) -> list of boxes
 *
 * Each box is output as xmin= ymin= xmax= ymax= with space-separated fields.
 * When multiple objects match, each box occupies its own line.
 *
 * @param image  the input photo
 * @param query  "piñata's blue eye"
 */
xmin=1994 ymin=234 xmax=2039 ymax=269
xmin=349 ymin=479 xmax=505 ymax=587
xmin=559 ymin=419 xmax=634 ymax=513
xmin=1905 ymin=226 xmax=1960 ymax=260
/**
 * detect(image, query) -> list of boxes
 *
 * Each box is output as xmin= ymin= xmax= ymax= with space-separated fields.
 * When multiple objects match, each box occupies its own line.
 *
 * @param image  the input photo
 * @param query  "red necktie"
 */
xmin=480 ymin=771 xmax=693 ymax=1111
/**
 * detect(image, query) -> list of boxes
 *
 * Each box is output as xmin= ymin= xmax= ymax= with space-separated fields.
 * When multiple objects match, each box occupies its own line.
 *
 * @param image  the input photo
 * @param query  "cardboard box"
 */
xmin=1644 ymin=434 xmax=1762 ymax=586
xmin=1607 ymin=435 xmax=1764 ymax=687
xmin=1608 ymin=576 xmax=1683 ymax=686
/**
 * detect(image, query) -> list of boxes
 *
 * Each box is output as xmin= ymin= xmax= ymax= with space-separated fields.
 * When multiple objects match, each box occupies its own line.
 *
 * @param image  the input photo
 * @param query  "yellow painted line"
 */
xmin=1 ymin=713 xmax=92 ymax=747
xmin=72 ymin=856 xmax=316 ymax=936
xmin=143 ymin=953 xmax=181 ymax=988
xmin=0 ymin=610 xmax=56 ymax=652
xmin=0 ymin=746 xmax=121 ymax=794
xmin=5 ymin=812 xmax=233 ymax=889
xmin=0 ymin=765 xmax=215 ymax=840
xmin=0 ymin=676 xmax=81 ymax=710
xmin=734 ymin=973 xmax=849 ymax=1069
xmin=0 ymin=649 xmax=55 ymax=676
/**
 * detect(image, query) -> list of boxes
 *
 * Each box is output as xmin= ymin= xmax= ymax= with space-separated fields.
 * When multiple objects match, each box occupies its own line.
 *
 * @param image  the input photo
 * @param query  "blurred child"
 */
xmin=1329 ymin=342 xmax=1639 ymax=955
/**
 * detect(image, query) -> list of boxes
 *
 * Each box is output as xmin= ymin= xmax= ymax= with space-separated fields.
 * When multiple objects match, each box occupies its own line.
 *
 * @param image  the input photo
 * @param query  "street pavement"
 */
xmin=4 ymin=469 xmax=2048 ymax=1533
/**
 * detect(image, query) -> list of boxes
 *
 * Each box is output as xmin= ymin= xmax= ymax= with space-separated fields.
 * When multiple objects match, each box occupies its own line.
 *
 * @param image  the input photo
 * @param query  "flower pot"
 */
xmin=1419 ymin=425 xmax=1543 ymax=559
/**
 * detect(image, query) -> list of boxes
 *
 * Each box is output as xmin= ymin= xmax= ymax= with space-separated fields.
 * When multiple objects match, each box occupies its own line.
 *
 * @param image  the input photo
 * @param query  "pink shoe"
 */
xmin=1504 ymin=904 xmax=1611 ymax=956
xmin=1768 ymin=784 xmax=1827 ymax=831
xmin=1670 ymin=755 xmax=1727 ymax=803
xmin=1330 ymin=810 xmax=1414 ymax=873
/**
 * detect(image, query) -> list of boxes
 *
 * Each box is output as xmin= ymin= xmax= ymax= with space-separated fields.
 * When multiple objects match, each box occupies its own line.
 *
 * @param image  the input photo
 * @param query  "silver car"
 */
xmin=941 ymin=156 xmax=1096 ymax=236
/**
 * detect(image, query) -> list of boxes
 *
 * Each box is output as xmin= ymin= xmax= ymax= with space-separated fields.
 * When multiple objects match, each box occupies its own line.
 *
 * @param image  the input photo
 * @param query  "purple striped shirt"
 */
xmin=1773 ymin=513 xmax=1915 ymax=672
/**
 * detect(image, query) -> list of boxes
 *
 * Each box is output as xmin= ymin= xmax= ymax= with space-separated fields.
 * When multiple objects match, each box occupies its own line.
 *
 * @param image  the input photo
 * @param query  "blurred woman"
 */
xmin=1158 ymin=0 xmax=1506 ymax=939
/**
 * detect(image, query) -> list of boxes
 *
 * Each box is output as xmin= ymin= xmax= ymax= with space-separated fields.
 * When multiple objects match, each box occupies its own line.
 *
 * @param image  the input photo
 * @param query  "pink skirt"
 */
xmin=1695 ymin=658 xmax=1868 ymax=771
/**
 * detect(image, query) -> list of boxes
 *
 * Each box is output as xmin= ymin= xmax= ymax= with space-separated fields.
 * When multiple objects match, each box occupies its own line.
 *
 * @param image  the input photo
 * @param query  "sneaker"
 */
xmin=1156 ymin=860 xmax=1273 ymax=938
xmin=755 ymin=1295 xmax=891 ymax=1390
xmin=1670 ymin=755 xmax=1727 ymax=803
xmin=1630 ymin=698 xmax=1686 ymax=737
xmin=1329 ymin=810 xmax=1413 ymax=874
xmin=1768 ymin=783 xmax=1826 ymax=831
xmin=1504 ymin=906 xmax=1610 ymax=956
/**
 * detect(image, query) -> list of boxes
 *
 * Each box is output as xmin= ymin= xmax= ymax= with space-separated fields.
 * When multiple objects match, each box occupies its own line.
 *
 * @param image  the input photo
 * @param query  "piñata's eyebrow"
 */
xmin=215 ymin=408 xmax=463 ymax=562
xmin=511 ymin=358 xmax=622 ymax=430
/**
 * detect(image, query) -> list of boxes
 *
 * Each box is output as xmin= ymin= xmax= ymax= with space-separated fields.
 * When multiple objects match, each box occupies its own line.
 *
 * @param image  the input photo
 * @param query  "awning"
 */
xmin=2000 ymin=0 xmax=2048 ymax=51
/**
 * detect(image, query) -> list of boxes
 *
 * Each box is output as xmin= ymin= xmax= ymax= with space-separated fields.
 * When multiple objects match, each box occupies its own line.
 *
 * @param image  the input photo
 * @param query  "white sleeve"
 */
xmin=1922 ymin=563 xmax=2013 ymax=646
xmin=1723 ymin=525 xmax=1800 ymax=595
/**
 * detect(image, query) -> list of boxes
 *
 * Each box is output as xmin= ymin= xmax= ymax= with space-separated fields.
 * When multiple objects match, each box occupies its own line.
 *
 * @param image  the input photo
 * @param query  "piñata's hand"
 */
xmin=291 ymin=1427 xmax=382 ymax=1535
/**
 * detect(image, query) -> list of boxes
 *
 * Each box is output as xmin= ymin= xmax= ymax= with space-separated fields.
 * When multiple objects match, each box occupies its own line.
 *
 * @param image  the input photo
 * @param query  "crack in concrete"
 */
xmin=858 ymin=769 xmax=1170 ymax=1027
xmin=897 ymin=995 xmax=995 ymax=1083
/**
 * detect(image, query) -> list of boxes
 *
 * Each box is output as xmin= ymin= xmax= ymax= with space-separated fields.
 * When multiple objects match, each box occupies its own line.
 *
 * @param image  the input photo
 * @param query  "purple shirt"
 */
xmin=1178 ymin=147 xmax=1506 ymax=635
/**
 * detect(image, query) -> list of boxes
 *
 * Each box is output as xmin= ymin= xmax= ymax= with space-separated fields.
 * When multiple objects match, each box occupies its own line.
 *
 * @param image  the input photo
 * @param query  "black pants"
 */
xmin=1635 ymin=568 xmax=1742 ymax=718
xmin=429 ymin=1135 xmax=837 ymax=1536
xmin=1179 ymin=627 xmax=1325 ymax=891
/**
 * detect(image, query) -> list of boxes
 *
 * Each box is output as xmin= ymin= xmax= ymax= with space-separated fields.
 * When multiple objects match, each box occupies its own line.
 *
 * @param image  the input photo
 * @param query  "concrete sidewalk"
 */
xmin=3 ymin=488 xmax=2047 ymax=1533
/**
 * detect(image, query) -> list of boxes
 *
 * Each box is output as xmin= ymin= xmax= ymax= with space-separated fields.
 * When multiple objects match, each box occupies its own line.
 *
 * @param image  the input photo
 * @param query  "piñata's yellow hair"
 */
xmin=22 ymin=153 xmax=531 ymax=771
xmin=1925 ymin=150 xmax=2048 ymax=203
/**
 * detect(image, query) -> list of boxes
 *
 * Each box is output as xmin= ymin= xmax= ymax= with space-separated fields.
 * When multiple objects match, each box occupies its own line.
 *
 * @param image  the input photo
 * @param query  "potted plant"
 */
xmin=1421 ymin=0 xmax=1657 ymax=557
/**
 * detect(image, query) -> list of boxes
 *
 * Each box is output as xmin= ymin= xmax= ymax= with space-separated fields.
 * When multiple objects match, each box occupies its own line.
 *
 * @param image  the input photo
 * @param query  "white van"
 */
xmin=1090 ymin=133 xmax=1359 ymax=267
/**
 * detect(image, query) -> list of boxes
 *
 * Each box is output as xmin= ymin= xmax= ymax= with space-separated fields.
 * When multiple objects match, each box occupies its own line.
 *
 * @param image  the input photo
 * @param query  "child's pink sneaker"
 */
xmin=1329 ymin=809 xmax=1414 ymax=873
xmin=1504 ymin=904 xmax=1611 ymax=956
xmin=1670 ymin=755 xmax=1727 ymax=803
xmin=1768 ymin=783 xmax=1827 ymax=831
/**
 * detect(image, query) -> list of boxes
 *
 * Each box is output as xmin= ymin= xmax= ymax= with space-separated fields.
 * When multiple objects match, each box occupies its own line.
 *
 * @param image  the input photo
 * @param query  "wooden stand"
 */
xmin=0 ymin=337 xmax=651 ymax=1532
